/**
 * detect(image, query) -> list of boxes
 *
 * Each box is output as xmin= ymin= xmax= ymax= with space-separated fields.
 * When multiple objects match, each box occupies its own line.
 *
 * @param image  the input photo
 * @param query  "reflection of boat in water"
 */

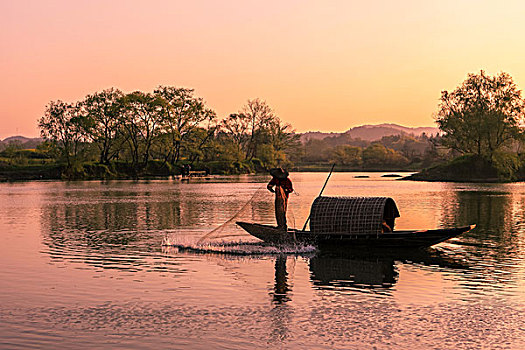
xmin=310 ymin=253 xmax=397 ymax=289
xmin=308 ymin=247 xmax=470 ymax=290
xmin=238 ymin=196 xmax=475 ymax=248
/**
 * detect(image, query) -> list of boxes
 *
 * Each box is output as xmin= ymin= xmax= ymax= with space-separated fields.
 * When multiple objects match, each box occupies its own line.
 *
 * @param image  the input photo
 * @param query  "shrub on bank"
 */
xmin=491 ymin=151 xmax=523 ymax=181
xmin=404 ymin=154 xmax=523 ymax=182
xmin=234 ymin=161 xmax=255 ymax=174
xmin=205 ymin=161 xmax=239 ymax=174
xmin=83 ymin=163 xmax=117 ymax=179
xmin=0 ymin=162 xmax=62 ymax=181
xmin=61 ymin=162 xmax=116 ymax=180
xmin=61 ymin=162 xmax=86 ymax=180
xmin=144 ymin=160 xmax=174 ymax=176
xmin=111 ymin=161 xmax=136 ymax=177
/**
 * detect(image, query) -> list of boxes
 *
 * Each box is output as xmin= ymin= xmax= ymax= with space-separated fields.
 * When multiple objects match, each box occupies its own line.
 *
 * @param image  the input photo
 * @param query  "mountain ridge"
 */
xmin=0 ymin=136 xmax=43 ymax=150
xmin=300 ymin=123 xmax=439 ymax=142
xmin=1 ymin=123 xmax=440 ymax=148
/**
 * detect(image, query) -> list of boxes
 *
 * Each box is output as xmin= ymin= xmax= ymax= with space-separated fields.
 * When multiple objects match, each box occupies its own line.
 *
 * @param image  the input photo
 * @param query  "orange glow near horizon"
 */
xmin=2 ymin=0 xmax=525 ymax=139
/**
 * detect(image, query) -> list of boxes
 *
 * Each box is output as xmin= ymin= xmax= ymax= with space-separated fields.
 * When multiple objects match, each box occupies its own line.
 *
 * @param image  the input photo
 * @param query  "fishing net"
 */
xmin=195 ymin=185 xmax=265 ymax=243
xmin=195 ymin=185 xmax=297 ymax=244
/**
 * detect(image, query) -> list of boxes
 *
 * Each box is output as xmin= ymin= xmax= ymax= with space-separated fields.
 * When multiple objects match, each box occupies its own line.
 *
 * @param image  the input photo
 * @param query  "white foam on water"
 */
xmin=162 ymin=234 xmax=316 ymax=256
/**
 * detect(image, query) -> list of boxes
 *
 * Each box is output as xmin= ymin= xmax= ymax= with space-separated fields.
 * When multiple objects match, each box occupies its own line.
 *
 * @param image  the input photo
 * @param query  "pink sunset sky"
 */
xmin=2 ymin=0 xmax=525 ymax=139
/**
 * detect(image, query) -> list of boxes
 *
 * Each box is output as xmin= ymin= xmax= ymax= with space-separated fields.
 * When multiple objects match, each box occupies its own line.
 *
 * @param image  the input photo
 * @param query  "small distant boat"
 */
xmin=237 ymin=196 xmax=475 ymax=248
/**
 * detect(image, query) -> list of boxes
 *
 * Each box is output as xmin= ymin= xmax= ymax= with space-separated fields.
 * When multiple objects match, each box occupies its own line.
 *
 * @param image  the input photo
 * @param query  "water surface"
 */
xmin=1 ymin=173 xmax=524 ymax=349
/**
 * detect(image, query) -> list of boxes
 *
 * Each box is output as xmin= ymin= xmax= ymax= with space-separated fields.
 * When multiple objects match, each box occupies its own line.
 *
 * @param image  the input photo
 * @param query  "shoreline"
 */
xmin=2 ymin=161 xmax=523 ymax=183
xmin=2 ymin=169 xmax=523 ymax=184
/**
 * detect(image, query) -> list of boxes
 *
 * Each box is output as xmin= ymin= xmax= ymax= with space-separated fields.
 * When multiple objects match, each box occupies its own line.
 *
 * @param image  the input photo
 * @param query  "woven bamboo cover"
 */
xmin=309 ymin=196 xmax=399 ymax=235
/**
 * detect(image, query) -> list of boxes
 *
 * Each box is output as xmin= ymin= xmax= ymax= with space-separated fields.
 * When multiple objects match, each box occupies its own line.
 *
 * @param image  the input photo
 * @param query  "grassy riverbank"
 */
xmin=0 ymin=159 xmax=263 ymax=181
xmin=0 ymin=161 xmax=169 ymax=181
xmin=0 ymin=160 xmax=420 ymax=181
xmin=2 ymin=156 xmax=524 ymax=182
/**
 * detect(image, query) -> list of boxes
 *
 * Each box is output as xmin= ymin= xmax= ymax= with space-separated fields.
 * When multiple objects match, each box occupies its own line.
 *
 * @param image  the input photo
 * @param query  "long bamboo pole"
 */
xmin=301 ymin=164 xmax=336 ymax=231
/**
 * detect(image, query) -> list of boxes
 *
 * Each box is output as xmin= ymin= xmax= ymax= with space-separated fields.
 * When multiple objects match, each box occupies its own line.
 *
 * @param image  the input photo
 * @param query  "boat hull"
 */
xmin=236 ymin=222 xmax=475 ymax=248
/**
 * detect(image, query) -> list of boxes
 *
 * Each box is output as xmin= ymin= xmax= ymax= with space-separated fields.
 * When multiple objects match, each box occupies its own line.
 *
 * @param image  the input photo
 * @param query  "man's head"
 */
xmin=270 ymin=167 xmax=289 ymax=180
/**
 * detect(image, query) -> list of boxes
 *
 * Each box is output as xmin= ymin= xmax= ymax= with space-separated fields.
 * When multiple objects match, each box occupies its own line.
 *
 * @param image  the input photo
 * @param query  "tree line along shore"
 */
xmin=1 ymin=71 xmax=524 ymax=182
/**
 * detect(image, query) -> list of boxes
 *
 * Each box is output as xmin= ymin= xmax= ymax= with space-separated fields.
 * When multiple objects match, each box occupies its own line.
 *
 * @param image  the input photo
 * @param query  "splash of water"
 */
xmin=162 ymin=234 xmax=316 ymax=256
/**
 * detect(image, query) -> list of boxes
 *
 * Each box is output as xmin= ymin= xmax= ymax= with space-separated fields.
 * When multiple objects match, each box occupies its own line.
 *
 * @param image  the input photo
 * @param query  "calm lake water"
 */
xmin=1 ymin=173 xmax=524 ymax=349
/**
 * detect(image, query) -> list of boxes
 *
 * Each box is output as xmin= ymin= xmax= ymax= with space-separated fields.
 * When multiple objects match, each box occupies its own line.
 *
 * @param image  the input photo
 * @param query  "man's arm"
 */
xmin=284 ymin=179 xmax=293 ymax=193
xmin=267 ymin=178 xmax=276 ymax=192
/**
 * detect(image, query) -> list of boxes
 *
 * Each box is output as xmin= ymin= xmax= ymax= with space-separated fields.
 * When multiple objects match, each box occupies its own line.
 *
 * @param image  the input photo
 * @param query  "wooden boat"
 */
xmin=236 ymin=196 xmax=476 ymax=248
xmin=236 ymin=221 xmax=475 ymax=247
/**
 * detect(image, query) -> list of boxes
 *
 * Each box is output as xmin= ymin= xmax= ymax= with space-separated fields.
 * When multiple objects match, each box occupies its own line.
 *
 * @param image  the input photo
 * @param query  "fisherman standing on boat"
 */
xmin=267 ymin=168 xmax=293 ymax=231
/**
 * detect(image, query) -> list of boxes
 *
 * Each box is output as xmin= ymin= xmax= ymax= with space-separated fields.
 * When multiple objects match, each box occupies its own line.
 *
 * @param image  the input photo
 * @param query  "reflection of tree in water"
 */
xmin=438 ymin=185 xmax=525 ymax=293
xmin=40 ymin=187 xmax=190 ymax=272
xmin=42 ymin=199 xmax=182 ymax=245
xmin=439 ymin=187 xmax=520 ymax=248
xmin=440 ymin=188 xmax=511 ymax=229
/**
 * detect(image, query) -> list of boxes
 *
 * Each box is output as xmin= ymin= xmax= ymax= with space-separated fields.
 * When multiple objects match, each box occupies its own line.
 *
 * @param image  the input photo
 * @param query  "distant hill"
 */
xmin=300 ymin=123 xmax=439 ymax=143
xmin=0 ymin=136 xmax=43 ymax=150
xmin=1 ymin=123 xmax=440 ymax=148
xmin=344 ymin=123 xmax=439 ymax=141
xmin=300 ymin=131 xmax=339 ymax=142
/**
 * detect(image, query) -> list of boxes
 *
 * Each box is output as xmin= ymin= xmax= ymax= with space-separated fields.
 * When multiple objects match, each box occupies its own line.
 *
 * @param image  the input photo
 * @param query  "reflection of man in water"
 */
xmin=273 ymin=256 xmax=290 ymax=303
xmin=267 ymin=168 xmax=293 ymax=231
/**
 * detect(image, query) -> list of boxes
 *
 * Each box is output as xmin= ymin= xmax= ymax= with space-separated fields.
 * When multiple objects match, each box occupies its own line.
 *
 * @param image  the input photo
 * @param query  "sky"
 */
xmin=2 ymin=0 xmax=525 ymax=139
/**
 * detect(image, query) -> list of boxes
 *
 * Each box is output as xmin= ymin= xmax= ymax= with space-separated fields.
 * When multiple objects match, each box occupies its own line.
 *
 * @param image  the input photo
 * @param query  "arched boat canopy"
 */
xmin=309 ymin=196 xmax=400 ymax=235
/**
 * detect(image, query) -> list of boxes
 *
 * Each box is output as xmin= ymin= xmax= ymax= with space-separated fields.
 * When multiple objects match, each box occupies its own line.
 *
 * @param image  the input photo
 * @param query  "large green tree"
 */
xmin=362 ymin=143 xmax=408 ymax=168
xmin=222 ymin=100 xmax=299 ymax=167
xmin=330 ymin=145 xmax=362 ymax=167
xmin=38 ymin=100 xmax=89 ymax=166
xmin=436 ymin=71 xmax=525 ymax=160
xmin=120 ymin=91 xmax=165 ymax=167
xmin=240 ymin=98 xmax=275 ymax=160
xmin=222 ymin=113 xmax=250 ymax=158
xmin=154 ymin=86 xmax=216 ymax=163
xmin=82 ymin=88 xmax=124 ymax=164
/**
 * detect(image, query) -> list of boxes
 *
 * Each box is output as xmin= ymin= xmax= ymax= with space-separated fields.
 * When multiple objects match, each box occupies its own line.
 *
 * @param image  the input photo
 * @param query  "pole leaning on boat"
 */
xmin=301 ymin=163 xmax=336 ymax=231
